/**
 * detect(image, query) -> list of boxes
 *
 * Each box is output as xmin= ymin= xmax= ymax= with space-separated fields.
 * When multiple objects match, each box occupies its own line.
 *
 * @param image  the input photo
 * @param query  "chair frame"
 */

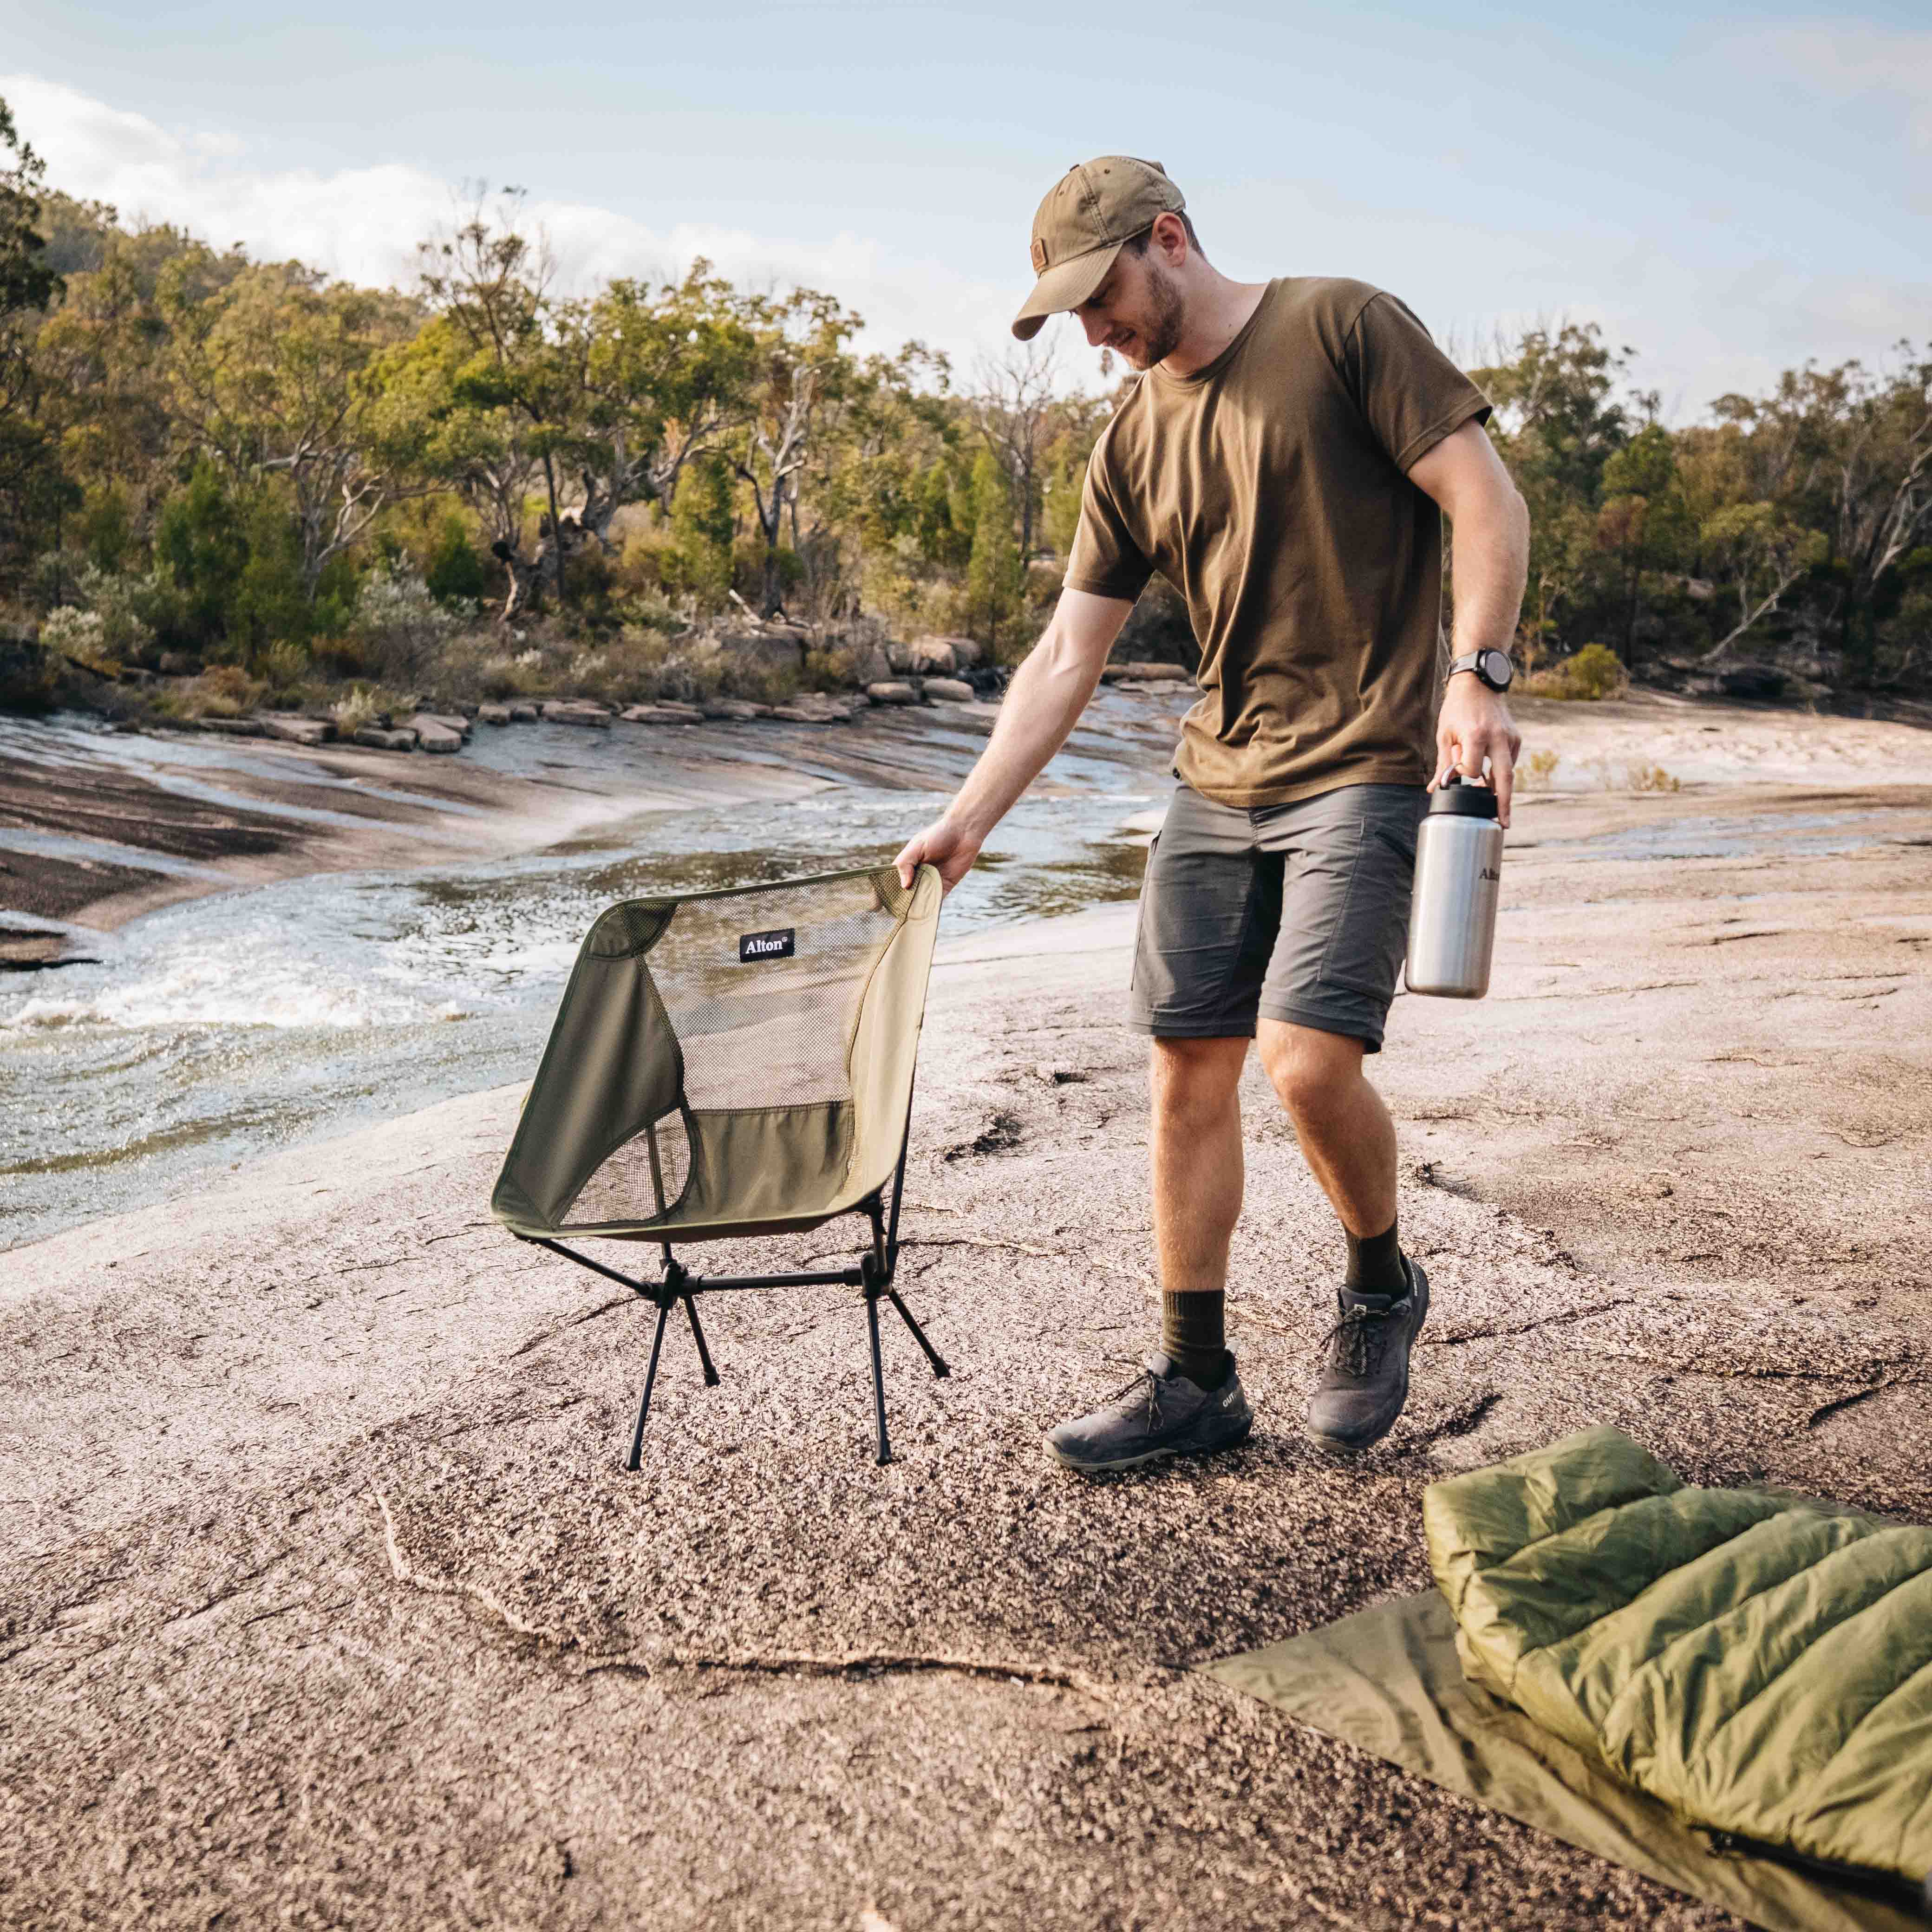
xmin=514 ymin=1091 xmax=947 ymax=1468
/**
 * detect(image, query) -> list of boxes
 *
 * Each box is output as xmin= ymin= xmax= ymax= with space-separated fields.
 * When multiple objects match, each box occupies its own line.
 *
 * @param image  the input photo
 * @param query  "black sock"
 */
xmin=1345 ymin=1220 xmax=1406 ymax=1298
xmin=1160 ymin=1291 xmax=1229 ymax=1388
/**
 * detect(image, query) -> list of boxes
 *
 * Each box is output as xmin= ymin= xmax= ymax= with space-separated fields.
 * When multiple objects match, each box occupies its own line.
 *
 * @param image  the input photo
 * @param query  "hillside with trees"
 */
xmin=1 ymin=91 xmax=1927 ymax=721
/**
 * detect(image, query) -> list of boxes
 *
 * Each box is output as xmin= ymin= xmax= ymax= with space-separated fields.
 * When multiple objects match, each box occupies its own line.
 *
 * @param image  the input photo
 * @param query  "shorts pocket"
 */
xmin=1316 ymin=819 xmax=1417 ymax=1002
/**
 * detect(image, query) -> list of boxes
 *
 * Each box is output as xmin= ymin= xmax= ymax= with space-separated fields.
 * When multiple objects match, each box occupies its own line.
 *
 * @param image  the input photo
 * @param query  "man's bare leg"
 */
xmin=1043 ymin=1034 xmax=1257 ymax=1469
xmin=1256 ymin=1017 xmax=1428 ymax=1450
xmin=1151 ymin=1035 xmax=1250 ymax=1294
xmin=1253 ymin=1020 xmax=1396 ymax=1238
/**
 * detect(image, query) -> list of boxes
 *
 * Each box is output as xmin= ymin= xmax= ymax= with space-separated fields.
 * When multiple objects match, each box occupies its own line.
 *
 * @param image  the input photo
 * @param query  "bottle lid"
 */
xmin=1427 ymin=774 xmax=1500 ymax=819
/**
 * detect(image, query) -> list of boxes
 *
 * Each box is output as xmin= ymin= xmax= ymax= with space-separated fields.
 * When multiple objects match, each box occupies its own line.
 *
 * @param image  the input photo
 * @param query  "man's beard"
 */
xmin=1126 ymin=262 xmax=1186 ymax=369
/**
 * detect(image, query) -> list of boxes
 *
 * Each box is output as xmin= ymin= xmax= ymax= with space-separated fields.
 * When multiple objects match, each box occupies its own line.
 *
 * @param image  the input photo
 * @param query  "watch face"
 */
xmin=1479 ymin=648 xmax=1514 ymax=690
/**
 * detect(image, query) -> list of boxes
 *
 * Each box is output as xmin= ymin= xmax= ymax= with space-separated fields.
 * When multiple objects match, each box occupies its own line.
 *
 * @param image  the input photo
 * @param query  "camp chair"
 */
xmin=490 ymin=863 xmax=948 ymax=1467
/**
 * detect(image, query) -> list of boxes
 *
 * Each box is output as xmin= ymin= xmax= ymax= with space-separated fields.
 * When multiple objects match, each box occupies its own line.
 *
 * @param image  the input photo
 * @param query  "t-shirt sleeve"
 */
xmin=1064 ymin=432 xmax=1154 ymax=602
xmin=1345 ymin=292 xmax=1494 ymax=475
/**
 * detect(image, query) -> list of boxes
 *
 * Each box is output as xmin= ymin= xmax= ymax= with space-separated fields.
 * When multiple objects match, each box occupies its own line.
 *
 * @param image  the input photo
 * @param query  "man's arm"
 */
xmin=893 ymin=587 xmax=1135 ymax=890
xmin=1409 ymin=419 xmax=1529 ymax=825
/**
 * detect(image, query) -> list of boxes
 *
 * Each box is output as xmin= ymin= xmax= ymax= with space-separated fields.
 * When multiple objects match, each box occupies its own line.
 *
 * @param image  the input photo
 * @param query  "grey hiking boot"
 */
xmin=1304 ymin=1257 xmax=1430 ymax=1454
xmin=1046 ymin=1353 xmax=1253 ymax=1474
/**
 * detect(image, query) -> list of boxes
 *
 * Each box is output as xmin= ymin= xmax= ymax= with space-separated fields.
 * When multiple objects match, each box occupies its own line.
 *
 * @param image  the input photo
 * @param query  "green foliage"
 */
xmin=669 ymin=455 xmax=735 ymax=609
xmin=1527 ymin=641 xmax=1627 ymax=700
xmin=153 ymin=460 xmax=249 ymax=651
xmin=424 ymin=510 xmax=488 ymax=602
xmin=963 ymin=449 xmax=1023 ymax=655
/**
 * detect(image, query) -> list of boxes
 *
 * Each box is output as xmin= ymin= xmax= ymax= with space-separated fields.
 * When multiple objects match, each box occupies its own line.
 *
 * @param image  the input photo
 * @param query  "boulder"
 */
xmin=714 ymin=626 xmax=808 ymax=675
xmin=415 ymin=710 xmax=472 ymax=738
xmin=850 ymin=643 xmax=895 ymax=685
xmin=702 ymin=698 xmax=770 ymax=721
xmin=620 ymin=705 xmax=701 ymax=725
xmin=405 ymin=717 xmax=464 ymax=754
xmin=770 ymin=695 xmax=854 ymax=724
xmin=923 ymin=677 xmax=974 ymax=704
xmin=538 ymin=700 xmax=611 ymax=728
xmin=1106 ymin=660 xmax=1189 ymax=683
xmin=476 ymin=703 xmax=511 ymax=726
xmin=260 ymin=713 xmax=335 ymax=746
xmin=352 ymin=725 xmax=418 ymax=751
xmin=865 ymin=681 xmax=918 ymax=706
xmin=507 ymin=702 xmax=540 ymax=722
xmin=889 ymin=635 xmax=957 ymax=676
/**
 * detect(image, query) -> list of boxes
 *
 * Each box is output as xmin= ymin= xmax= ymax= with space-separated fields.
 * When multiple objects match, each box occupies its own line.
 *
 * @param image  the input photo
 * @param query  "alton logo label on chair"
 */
xmin=738 ymin=927 xmax=796 ymax=962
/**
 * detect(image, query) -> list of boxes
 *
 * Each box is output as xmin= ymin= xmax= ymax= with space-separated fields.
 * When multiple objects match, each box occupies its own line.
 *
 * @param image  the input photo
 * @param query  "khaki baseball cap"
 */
xmin=1011 ymin=156 xmax=1186 ymax=340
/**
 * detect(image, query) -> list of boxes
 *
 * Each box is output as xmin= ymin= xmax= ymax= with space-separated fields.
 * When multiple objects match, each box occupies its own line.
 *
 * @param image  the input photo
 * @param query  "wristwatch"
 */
xmin=1448 ymin=647 xmax=1514 ymax=693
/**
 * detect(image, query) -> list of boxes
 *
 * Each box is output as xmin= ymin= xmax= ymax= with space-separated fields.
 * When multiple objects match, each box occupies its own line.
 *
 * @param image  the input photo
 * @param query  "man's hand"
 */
xmin=1433 ymin=675 xmax=1521 ymax=826
xmin=894 ymin=816 xmax=982 ymax=893
xmin=891 ymin=587 xmax=1134 ymax=894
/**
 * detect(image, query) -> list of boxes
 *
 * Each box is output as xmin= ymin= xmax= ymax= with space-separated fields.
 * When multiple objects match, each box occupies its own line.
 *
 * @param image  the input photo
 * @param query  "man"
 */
xmin=894 ymin=157 xmax=1527 ymax=1472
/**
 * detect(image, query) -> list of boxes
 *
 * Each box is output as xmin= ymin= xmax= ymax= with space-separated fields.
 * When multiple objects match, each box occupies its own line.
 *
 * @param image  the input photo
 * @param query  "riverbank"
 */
xmin=4 ymin=756 xmax=1929 ymax=1928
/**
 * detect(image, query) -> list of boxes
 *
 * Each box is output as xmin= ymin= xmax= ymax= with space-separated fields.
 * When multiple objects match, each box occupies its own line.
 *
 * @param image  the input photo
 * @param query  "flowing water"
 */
xmin=0 ymin=696 xmax=1179 ymax=1251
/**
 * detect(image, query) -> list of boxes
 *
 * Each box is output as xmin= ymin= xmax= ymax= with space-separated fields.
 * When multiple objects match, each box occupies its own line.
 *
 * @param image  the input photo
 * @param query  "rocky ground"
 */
xmin=3 ymin=732 xmax=1929 ymax=1929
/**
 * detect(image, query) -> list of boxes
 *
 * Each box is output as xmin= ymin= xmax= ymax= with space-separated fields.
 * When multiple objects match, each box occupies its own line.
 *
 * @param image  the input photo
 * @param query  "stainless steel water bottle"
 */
xmin=1405 ymin=776 xmax=1504 ymax=998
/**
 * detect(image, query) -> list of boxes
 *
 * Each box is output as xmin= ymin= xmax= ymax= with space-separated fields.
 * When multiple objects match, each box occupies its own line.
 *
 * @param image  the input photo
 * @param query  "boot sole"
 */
xmin=1303 ymin=1264 xmax=1431 ymax=1456
xmin=1046 ymin=1417 xmax=1253 ymax=1475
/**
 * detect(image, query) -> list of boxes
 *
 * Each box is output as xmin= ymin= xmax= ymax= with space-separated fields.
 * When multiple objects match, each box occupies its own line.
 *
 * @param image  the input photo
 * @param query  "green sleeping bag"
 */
xmin=1424 ymin=1425 xmax=1932 ymax=1907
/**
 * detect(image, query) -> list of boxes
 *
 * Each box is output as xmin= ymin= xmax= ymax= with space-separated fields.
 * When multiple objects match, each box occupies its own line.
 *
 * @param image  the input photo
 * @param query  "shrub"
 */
xmin=40 ymin=606 xmax=118 ymax=677
xmin=1518 ymin=747 xmax=1561 ymax=790
xmin=1627 ymin=762 xmax=1682 ymax=793
xmin=353 ymin=566 xmax=462 ymax=685
xmin=1526 ymin=642 xmax=1627 ymax=701
xmin=802 ymin=646 xmax=855 ymax=692
xmin=75 ymin=565 xmax=159 ymax=663
xmin=330 ymin=684 xmax=398 ymax=733
xmin=161 ymin=663 xmax=266 ymax=720
xmin=258 ymin=638 xmax=311 ymax=698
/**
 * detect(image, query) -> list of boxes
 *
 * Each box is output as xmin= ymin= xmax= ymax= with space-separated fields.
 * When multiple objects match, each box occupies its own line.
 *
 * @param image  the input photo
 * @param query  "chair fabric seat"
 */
xmin=491 ymin=865 xmax=941 ymax=1243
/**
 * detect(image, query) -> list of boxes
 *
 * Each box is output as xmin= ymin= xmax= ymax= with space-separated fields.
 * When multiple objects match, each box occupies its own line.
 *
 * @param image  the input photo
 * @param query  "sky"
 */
xmin=4 ymin=1 xmax=1928 ymax=417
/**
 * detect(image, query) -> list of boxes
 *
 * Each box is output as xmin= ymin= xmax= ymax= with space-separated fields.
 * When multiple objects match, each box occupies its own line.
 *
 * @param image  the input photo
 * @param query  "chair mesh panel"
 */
xmin=571 ymin=1110 xmax=692 ymax=1225
xmin=645 ymin=873 xmax=901 ymax=1111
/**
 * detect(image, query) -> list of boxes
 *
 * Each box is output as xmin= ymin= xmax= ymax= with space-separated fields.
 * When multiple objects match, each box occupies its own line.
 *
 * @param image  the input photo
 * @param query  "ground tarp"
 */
xmin=1202 ymin=1590 xmax=1925 ymax=1932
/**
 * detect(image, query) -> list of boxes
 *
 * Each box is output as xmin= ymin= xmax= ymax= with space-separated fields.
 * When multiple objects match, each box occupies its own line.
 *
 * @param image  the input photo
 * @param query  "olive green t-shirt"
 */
xmin=1066 ymin=277 xmax=1492 ymax=807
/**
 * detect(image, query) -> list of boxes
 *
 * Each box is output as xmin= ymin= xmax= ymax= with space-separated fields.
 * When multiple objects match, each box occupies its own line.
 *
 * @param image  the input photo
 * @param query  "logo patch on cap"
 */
xmin=1030 ymin=236 xmax=1048 ymax=273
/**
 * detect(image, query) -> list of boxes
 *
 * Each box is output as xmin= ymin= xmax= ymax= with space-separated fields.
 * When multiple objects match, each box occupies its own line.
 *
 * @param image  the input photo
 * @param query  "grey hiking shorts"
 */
xmin=1126 ymin=779 xmax=1427 ymax=1052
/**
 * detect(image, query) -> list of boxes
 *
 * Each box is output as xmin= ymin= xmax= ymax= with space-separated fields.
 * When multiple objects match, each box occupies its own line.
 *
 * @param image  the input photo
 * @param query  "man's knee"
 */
xmin=1150 ymin=1034 xmax=1248 ymax=1125
xmin=1257 ymin=1021 xmax=1364 ymax=1122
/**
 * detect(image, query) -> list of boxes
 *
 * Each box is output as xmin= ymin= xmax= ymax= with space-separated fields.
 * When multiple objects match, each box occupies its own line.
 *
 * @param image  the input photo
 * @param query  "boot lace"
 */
xmin=1104 ymin=1368 xmax=1163 ymax=1432
xmin=1316 ymin=1302 xmax=1401 ymax=1380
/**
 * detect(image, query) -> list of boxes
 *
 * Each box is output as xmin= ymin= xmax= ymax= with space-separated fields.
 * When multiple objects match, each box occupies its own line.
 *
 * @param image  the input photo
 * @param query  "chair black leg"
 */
xmin=885 ymin=1287 xmax=949 ymax=1378
xmin=865 ymin=1291 xmax=892 ymax=1466
xmin=683 ymin=1293 xmax=720 ymax=1386
xmin=626 ymin=1296 xmax=674 ymax=1471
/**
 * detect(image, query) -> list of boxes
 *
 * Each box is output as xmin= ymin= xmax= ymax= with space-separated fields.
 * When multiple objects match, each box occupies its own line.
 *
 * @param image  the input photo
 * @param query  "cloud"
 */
xmin=3 ymin=68 xmax=1924 ymax=419
xmin=0 ymin=70 xmax=1019 ymax=377
xmin=1758 ymin=25 xmax=1932 ymax=146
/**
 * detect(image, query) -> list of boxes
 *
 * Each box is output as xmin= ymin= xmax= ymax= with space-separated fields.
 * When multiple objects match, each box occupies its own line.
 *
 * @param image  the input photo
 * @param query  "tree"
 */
xmin=963 ymin=448 xmax=1023 ymax=653
xmin=0 ymin=94 xmax=70 ymax=590
xmin=970 ymin=335 xmax=1060 ymax=563
xmin=162 ymin=261 xmax=422 ymax=600
xmin=417 ymin=195 xmax=589 ymax=618
xmin=669 ymin=453 xmax=735 ymax=609
xmin=1595 ymin=423 xmax=1692 ymax=664
xmin=729 ymin=287 xmax=859 ymax=616
xmin=583 ymin=262 xmax=757 ymax=526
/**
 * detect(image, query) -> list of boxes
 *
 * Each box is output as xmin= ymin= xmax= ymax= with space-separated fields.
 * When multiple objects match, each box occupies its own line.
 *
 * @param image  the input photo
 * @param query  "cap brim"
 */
xmin=1010 ymin=240 xmax=1123 ymax=340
